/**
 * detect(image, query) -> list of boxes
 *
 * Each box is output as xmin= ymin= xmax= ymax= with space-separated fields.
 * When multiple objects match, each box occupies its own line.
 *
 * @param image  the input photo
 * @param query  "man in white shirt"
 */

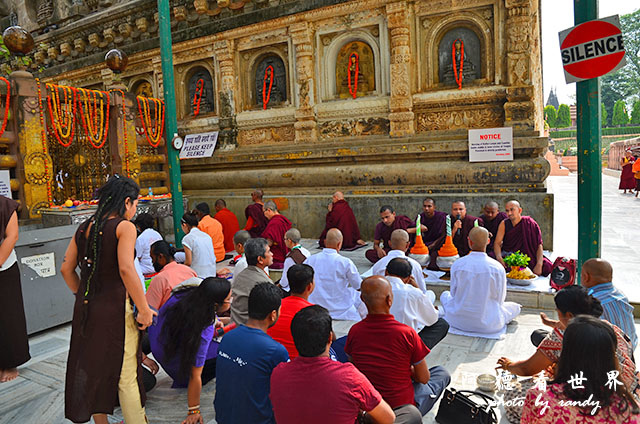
xmin=385 ymin=258 xmax=449 ymax=349
xmin=305 ymin=228 xmax=363 ymax=321
xmin=371 ymin=229 xmax=427 ymax=293
xmin=279 ymin=228 xmax=311 ymax=292
xmin=439 ymin=227 xmax=521 ymax=339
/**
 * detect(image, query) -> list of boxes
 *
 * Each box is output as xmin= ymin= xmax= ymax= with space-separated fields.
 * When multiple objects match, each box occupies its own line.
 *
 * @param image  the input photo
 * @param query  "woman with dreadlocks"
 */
xmin=61 ymin=175 xmax=155 ymax=424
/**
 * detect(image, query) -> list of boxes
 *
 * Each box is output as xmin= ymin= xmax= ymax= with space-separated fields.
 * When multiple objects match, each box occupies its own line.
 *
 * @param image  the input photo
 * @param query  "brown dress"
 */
xmin=65 ymin=217 xmax=145 ymax=423
xmin=0 ymin=196 xmax=30 ymax=369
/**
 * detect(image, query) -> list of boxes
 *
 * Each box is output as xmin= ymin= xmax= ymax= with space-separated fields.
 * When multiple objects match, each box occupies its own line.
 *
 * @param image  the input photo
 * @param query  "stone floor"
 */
xmin=3 ymin=172 xmax=640 ymax=423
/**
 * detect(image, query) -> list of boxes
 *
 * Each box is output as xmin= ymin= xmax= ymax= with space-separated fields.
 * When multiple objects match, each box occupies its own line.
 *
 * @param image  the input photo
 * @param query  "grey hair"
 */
xmin=263 ymin=200 xmax=278 ymax=212
xmin=233 ymin=230 xmax=251 ymax=246
xmin=245 ymin=238 xmax=269 ymax=266
xmin=285 ymin=228 xmax=301 ymax=244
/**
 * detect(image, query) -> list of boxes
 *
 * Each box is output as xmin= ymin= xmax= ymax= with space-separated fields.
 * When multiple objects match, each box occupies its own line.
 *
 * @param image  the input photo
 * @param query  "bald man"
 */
xmin=244 ymin=189 xmax=268 ymax=238
xmin=279 ymin=228 xmax=311 ymax=292
xmin=440 ymin=227 xmax=521 ymax=339
xmin=493 ymin=200 xmax=552 ymax=276
xmin=345 ymin=276 xmax=450 ymax=419
xmin=318 ymin=191 xmax=366 ymax=249
xmin=305 ymin=229 xmax=363 ymax=321
xmin=261 ymin=200 xmax=293 ymax=269
xmin=370 ymin=229 xmax=427 ymax=293
xmin=214 ymin=198 xmax=240 ymax=253
xmin=479 ymin=201 xmax=507 ymax=253
xmin=582 ymin=258 xmax=637 ymax=350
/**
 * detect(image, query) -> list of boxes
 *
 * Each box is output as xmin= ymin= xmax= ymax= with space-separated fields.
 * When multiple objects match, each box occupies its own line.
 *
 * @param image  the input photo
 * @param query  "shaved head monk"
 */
xmin=371 ymin=229 xmax=427 ymax=293
xmin=479 ymin=201 xmax=508 ymax=254
xmin=244 ymin=189 xmax=268 ymax=238
xmin=318 ymin=191 xmax=366 ymax=249
xmin=345 ymin=276 xmax=451 ymax=418
xmin=214 ymin=199 xmax=240 ymax=253
xmin=493 ymin=200 xmax=552 ymax=276
xmin=581 ymin=258 xmax=637 ymax=350
xmin=365 ymin=205 xmax=416 ymax=264
xmin=261 ymin=200 xmax=292 ymax=269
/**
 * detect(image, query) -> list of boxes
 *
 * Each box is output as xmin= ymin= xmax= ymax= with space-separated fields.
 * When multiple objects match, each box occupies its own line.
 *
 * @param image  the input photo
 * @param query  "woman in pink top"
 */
xmin=522 ymin=315 xmax=639 ymax=423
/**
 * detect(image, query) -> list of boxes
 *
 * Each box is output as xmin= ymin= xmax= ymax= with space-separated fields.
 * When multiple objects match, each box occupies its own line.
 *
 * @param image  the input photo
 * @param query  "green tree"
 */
xmin=631 ymin=101 xmax=640 ymax=125
xmin=612 ymin=100 xmax=629 ymax=126
xmin=556 ymin=104 xmax=572 ymax=128
xmin=544 ymin=105 xmax=557 ymax=128
xmin=601 ymin=9 xmax=640 ymax=119
xmin=601 ymin=103 xmax=608 ymax=127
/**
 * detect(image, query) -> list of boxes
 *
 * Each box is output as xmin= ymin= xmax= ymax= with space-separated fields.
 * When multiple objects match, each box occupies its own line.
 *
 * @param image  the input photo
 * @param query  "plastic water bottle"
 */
xmin=148 ymin=187 xmax=153 ymax=197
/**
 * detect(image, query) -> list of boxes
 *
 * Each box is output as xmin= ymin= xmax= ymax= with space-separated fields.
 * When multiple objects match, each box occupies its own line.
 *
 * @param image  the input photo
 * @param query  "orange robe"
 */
xmin=198 ymin=215 xmax=225 ymax=261
xmin=214 ymin=208 xmax=240 ymax=253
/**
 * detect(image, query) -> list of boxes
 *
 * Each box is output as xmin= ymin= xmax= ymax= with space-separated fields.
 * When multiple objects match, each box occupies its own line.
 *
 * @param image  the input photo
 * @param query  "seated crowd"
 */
xmin=134 ymin=194 xmax=638 ymax=424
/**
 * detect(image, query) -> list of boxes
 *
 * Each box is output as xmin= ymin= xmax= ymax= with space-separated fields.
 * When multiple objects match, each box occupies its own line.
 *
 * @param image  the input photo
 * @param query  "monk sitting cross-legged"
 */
xmin=479 ymin=201 xmax=508 ymax=254
xmin=261 ymin=200 xmax=293 ymax=269
xmin=493 ymin=200 xmax=552 ymax=276
xmin=318 ymin=191 xmax=366 ymax=249
xmin=244 ymin=189 xmax=268 ymax=238
xmin=365 ymin=205 xmax=421 ymax=264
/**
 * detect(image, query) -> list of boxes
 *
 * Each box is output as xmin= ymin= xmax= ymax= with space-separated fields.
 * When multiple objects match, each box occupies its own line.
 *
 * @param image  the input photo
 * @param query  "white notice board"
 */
xmin=468 ymin=127 xmax=513 ymax=162
xmin=179 ymin=131 xmax=219 ymax=159
xmin=0 ymin=170 xmax=11 ymax=198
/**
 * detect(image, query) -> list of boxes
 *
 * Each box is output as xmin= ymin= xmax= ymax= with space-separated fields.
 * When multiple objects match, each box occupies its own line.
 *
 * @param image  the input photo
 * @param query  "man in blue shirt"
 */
xmin=215 ymin=282 xmax=289 ymax=424
xmin=582 ymin=258 xmax=637 ymax=350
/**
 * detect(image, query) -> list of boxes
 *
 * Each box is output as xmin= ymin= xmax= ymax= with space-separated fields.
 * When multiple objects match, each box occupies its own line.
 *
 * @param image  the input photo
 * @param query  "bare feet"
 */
xmin=356 ymin=239 xmax=366 ymax=246
xmin=0 ymin=368 xmax=19 ymax=382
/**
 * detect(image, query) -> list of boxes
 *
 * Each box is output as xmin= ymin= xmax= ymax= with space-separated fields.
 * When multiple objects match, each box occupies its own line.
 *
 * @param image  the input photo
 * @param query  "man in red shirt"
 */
xmin=270 ymin=305 xmax=396 ymax=424
xmin=214 ymin=198 xmax=240 ymax=253
xmin=345 ymin=276 xmax=451 ymax=420
xmin=267 ymin=264 xmax=315 ymax=359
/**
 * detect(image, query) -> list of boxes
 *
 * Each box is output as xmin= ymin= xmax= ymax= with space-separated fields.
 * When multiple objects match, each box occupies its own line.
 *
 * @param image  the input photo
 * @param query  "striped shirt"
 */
xmin=588 ymin=282 xmax=637 ymax=350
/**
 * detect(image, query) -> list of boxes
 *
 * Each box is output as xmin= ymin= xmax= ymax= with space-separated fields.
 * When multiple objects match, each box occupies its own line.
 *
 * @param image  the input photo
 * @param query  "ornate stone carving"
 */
xmin=416 ymin=106 xmax=504 ymax=131
xmin=188 ymin=67 xmax=215 ymax=115
xmin=291 ymin=22 xmax=317 ymax=143
xmin=237 ymin=126 xmax=295 ymax=146
xmin=439 ymin=29 xmax=481 ymax=85
xmin=319 ymin=118 xmax=389 ymax=138
xmin=37 ymin=0 xmax=54 ymax=24
xmin=254 ymin=55 xmax=287 ymax=108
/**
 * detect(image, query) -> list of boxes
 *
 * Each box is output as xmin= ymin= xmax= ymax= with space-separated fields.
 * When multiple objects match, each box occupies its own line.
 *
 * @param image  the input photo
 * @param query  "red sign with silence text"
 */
xmin=558 ymin=15 xmax=626 ymax=84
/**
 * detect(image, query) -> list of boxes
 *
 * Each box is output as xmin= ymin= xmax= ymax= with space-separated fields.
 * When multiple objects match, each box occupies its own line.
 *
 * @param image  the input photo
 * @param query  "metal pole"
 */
xmin=574 ymin=0 xmax=601 ymax=282
xmin=157 ymin=0 xmax=184 ymax=247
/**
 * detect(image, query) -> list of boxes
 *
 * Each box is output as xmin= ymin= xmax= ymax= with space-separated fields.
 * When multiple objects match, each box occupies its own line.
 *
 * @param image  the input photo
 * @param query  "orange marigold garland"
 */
xmin=46 ymin=83 xmax=77 ymax=147
xmin=452 ymin=39 xmax=464 ymax=90
xmin=110 ymin=89 xmax=131 ymax=177
xmin=77 ymin=88 xmax=110 ymax=149
xmin=347 ymin=52 xmax=359 ymax=99
xmin=262 ymin=65 xmax=274 ymax=110
xmin=136 ymin=96 xmax=164 ymax=148
xmin=0 ymin=77 xmax=10 ymax=140
xmin=36 ymin=78 xmax=53 ymax=206
xmin=193 ymin=79 xmax=204 ymax=117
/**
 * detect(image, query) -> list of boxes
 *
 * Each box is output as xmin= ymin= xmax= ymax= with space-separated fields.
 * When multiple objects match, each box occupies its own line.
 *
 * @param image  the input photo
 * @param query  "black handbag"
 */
xmin=436 ymin=388 xmax=497 ymax=424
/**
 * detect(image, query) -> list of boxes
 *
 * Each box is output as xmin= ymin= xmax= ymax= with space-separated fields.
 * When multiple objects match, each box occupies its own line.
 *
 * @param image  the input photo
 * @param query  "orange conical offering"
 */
xmin=411 ymin=234 xmax=429 ymax=255
xmin=438 ymin=235 xmax=458 ymax=257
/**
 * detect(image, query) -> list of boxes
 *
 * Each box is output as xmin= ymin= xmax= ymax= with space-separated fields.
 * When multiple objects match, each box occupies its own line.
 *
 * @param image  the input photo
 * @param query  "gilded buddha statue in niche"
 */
xmin=336 ymin=41 xmax=375 ymax=99
xmin=134 ymin=81 xmax=154 ymax=98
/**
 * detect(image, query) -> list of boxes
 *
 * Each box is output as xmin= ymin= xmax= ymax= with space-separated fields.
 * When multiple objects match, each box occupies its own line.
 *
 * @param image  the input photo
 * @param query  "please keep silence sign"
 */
xmin=468 ymin=127 xmax=513 ymax=162
xmin=179 ymin=131 xmax=219 ymax=159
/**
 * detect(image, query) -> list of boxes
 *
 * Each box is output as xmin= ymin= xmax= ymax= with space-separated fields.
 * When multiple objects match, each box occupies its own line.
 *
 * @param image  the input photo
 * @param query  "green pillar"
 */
xmin=574 ymin=0 xmax=601 ymax=282
xmin=157 ymin=0 xmax=184 ymax=247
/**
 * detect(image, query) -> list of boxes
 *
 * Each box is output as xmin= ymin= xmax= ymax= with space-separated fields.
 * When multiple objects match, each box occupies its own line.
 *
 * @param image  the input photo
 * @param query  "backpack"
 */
xmin=550 ymin=257 xmax=576 ymax=291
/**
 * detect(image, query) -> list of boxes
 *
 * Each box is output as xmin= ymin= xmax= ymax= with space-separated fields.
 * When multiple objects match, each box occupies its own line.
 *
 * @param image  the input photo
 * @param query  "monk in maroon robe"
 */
xmin=480 ymin=201 xmax=508 ymax=254
xmin=261 ymin=200 xmax=292 ymax=269
xmin=494 ymin=200 xmax=552 ymax=276
xmin=319 ymin=192 xmax=365 ymax=249
xmin=365 ymin=205 xmax=419 ymax=264
xmin=429 ymin=201 xmax=484 ymax=269
xmin=244 ymin=189 xmax=268 ymax=238
xmin=419 ymin=197 xmax=447 ymax=247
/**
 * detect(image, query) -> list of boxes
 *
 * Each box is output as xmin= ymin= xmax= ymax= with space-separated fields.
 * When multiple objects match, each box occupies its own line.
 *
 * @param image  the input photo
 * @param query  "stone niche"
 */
xmin=181 ymin=64 xmax=216 ymax=119
xmin=315 ymin=22 xmax=391 ymax=140
xmin=130 ymin=77 xmax=155 ymax=98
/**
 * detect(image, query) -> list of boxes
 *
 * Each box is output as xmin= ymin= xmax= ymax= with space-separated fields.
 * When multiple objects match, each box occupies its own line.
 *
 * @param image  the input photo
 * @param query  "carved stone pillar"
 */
xmin=214 ymin=39 xmax=237 ymax=148
xmin=152 ymin=56 xmax=164 ymax=99
xmin=386 ymin=2 xmax=414 ymax=138
xmin=290 ymin=22 xmax=317 ymax=143
xmin=504 ymin=0 xmax=542 ymax=130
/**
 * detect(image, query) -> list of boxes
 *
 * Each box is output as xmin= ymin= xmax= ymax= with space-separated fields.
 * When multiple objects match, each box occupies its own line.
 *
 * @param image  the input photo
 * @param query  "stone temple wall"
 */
xmin=5 ymin=0 xmax=552 ymax=247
